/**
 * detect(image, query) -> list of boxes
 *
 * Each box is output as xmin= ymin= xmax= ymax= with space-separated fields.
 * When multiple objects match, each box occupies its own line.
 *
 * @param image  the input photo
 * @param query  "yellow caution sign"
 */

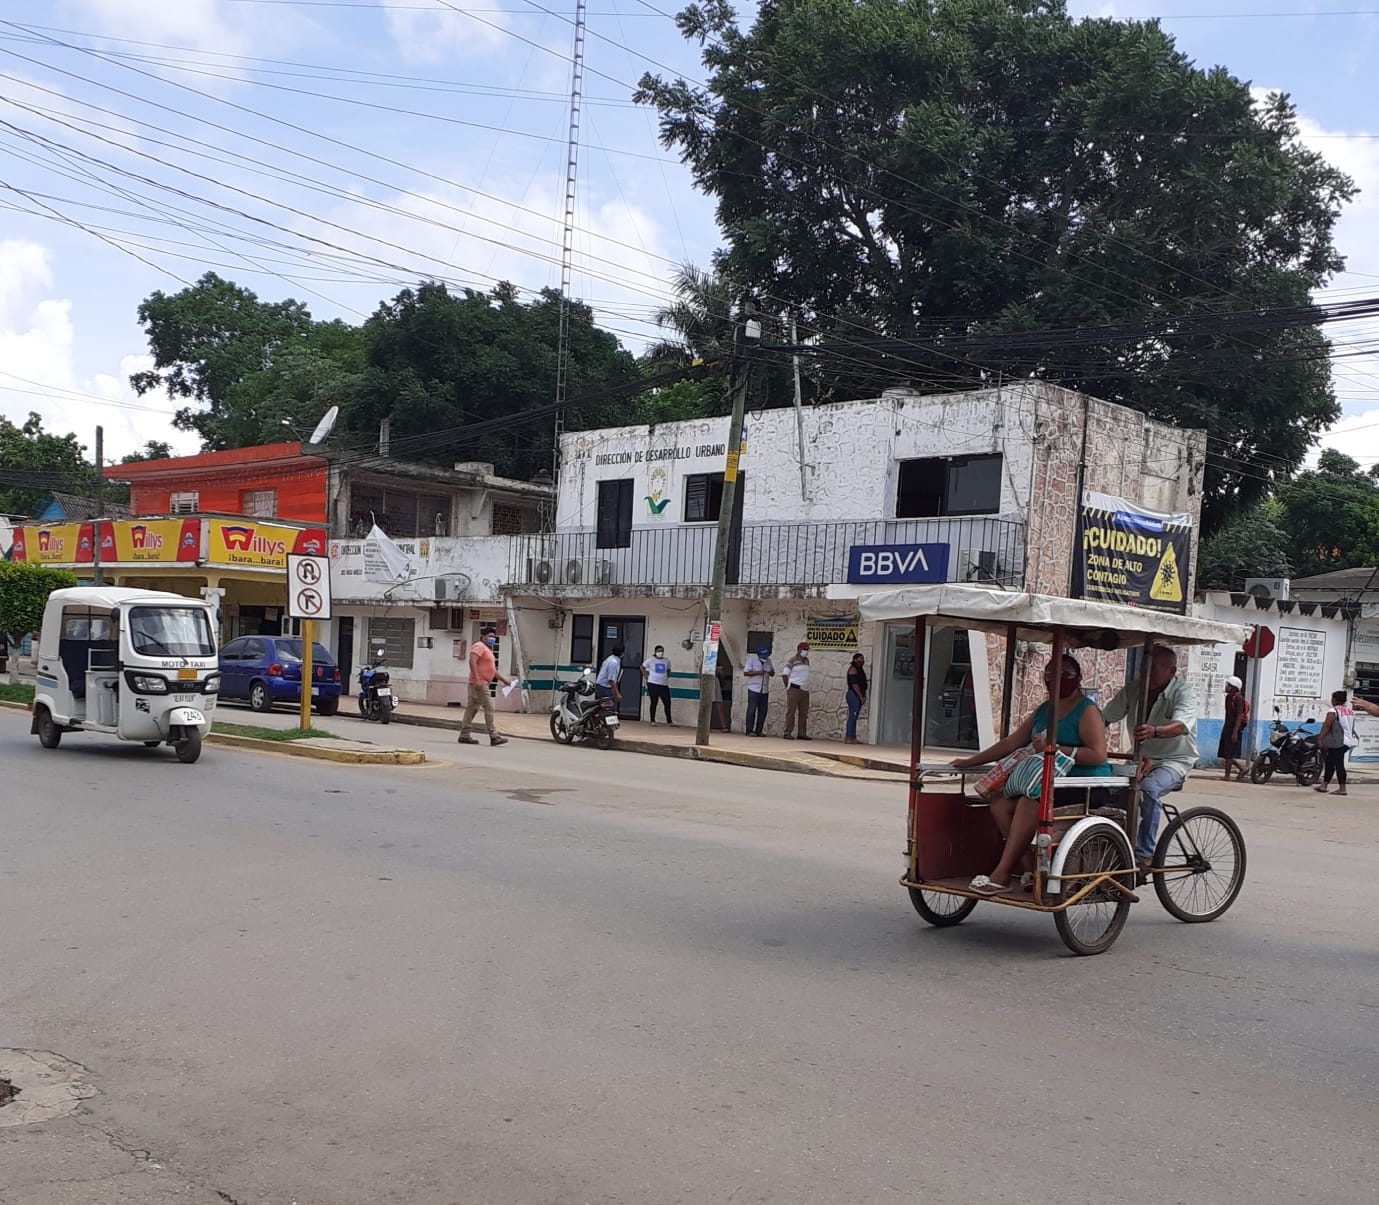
xmin=1149 ymin=542 xmax=1183 ymax=604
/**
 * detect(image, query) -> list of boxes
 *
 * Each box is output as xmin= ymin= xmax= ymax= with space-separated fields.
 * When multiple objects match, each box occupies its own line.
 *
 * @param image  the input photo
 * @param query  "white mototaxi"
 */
xmin=31 ymin=586 xmax=220 ymax=764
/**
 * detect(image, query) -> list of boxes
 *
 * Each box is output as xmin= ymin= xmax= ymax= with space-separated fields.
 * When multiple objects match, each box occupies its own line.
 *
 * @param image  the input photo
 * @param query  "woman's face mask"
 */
xmin=654 ymin=649 xmax=664 ymax=658
xmin=1045 ymin=664 xmax=1080 ymax=698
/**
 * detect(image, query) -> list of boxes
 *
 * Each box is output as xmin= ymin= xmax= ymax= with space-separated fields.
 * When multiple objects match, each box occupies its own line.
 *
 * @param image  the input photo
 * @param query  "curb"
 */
xmin=206 ymin=733 xmax=426 ymax=765
xmin=385 ymin=708 xmax=903 ymax=778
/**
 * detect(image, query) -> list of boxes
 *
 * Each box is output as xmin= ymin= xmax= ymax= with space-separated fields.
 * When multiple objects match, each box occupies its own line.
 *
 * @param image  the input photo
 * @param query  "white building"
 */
xmin=505 ymin=382 xmax=1206 ymax=745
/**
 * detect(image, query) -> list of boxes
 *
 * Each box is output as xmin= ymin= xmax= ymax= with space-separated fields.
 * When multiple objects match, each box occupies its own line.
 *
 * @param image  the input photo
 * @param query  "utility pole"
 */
xmin=695 ymin=313 xmax=760 ymax=747
xmin=92 ymin=425 xmax=105 ymax=586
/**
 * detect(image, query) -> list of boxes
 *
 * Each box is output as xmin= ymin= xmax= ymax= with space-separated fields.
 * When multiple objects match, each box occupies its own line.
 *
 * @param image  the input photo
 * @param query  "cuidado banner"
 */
xmin=1072 ymin=490 xmax=1192 ymax=615
xmin=805 ymin=615 xmax=860 ymax=650
xmin=207 ymin=520 xmax=328 ymax=569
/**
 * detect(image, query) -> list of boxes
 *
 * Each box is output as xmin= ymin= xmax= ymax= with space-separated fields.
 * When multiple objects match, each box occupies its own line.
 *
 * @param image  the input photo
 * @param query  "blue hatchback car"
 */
xmin=217 ymin=635 xmax=342 ymax=715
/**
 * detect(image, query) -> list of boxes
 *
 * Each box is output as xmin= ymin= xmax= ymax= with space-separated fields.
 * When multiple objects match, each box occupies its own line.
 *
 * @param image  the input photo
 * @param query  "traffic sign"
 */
xmin=1243 ymin=625 xmax=1275 ymax=659
xmin=287 ymin=554 xmax=332 ymax=620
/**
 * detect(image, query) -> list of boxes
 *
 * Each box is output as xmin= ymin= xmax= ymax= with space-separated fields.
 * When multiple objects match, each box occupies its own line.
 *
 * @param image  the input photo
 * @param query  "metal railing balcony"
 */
xmin=506 ymin=517 xmax=1025 ymax=591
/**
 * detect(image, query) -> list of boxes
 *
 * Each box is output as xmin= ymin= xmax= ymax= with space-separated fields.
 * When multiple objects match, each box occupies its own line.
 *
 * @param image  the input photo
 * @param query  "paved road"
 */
xmin=2 ymin=709 xmax=1377 ymax=1204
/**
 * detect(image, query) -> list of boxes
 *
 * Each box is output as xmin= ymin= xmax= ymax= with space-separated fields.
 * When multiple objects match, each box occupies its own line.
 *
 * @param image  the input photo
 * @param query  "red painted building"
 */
xmin=113 ymin=442 xmax=328 ymax=524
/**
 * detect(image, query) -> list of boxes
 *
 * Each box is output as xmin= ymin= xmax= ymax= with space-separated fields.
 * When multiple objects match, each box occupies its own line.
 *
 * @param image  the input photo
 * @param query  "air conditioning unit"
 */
xmin=528 ymin=557 xmax=556 ymax=585
xmin=433 ymin=574 xmax=472 ymax=603
xmin=1244 ymin=577 xmax=1290 ymax=602
xmin=564 ymin=557 xmax=614 ymax=586
xmin=958 ymin=548 xmax=1001 ymax=584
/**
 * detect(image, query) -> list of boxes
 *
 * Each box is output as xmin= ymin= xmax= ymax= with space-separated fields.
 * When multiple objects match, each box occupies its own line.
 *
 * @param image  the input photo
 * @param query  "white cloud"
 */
xmin=0 ymin=238 xmax=196 ymax=465
xmin=66 ymin=0 xmax=256 ymax=59
xmin=380 ymin=0 xmax=511 ymax=62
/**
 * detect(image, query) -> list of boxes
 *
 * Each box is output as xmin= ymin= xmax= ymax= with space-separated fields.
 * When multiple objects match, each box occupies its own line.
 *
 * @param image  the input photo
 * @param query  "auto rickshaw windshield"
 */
xmin=128 ymin=606 xmax=215 ymax=658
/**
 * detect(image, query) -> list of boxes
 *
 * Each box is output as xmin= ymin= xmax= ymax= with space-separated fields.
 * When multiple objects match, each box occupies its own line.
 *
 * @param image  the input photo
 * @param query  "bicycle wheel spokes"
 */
xmin=1153 ymin=807 xmax=1246 ymax=923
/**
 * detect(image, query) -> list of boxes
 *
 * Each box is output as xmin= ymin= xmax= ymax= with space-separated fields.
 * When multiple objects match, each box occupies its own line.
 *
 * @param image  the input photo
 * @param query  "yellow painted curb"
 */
xmin=0 ymin=699 xmax=33 ymax=712
xmin=207 ymin=732 xmax=425 ymax=765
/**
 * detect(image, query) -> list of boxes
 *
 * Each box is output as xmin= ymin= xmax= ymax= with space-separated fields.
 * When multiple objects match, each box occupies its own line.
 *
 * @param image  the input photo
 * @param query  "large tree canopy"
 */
xmin=1275 ymin=450 xmax=1379 ymax=575
xmin=0 ymin=413 xmax=100 ymax=516
xmin=636 ymin=0 xmax=1355 ymax=524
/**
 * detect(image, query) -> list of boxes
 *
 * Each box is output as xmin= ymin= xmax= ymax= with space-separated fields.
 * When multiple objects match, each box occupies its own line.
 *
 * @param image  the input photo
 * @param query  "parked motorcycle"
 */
xmin=549 ymin=668 xmax=619 ymax=749
xmin=357 ymin=648 xmax=398 ymax=724
xmin=1249 ymin=711 xmax=1320 ymax=786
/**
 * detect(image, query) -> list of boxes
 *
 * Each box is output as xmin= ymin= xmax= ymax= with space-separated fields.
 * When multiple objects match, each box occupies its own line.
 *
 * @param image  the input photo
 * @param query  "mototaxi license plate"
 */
xmin=177 ymin=668 xmax=197 ymax=680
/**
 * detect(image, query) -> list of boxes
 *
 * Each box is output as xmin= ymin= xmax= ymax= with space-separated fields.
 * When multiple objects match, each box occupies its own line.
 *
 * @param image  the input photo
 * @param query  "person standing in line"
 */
xmin=743 ymin=646 xmax=774 ymax=736
xmin=457 ymin=626 xmax=510 ymax=746
xmin=1219 ymin=675 xmax=1248 ymax=781
xmin=1315 ymin=689 xmax=1358 ymax=796
xmin=845 ymin=652 xmax=868 ymax=744
xmin=642 ymin=644 xmax=674 ymax=725
xmin=596 ymin=641 xmax=624 ymax=706
xmin=781 ymin=641 xmax=811 ymax=740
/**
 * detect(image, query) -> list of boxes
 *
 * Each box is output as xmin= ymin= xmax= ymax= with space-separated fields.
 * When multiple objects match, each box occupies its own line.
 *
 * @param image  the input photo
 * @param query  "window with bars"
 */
xmin=169 ymin=491 xmax=199 ymax=514
xmin=366 ymin=616 xmax=415 ymax=669
xmin=241 ymin=488 xmax=277 ymax=517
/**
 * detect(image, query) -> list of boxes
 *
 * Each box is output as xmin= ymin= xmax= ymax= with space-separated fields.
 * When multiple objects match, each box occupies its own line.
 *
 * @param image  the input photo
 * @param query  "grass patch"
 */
xmin=213 ymin=721 xmax=339 ymax=742
xmin=0 ymin=683 xmax=34 ymax=705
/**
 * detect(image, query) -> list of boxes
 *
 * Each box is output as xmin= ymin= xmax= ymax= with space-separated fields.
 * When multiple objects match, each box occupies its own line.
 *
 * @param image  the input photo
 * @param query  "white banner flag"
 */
xmin=362 ymin=524 xmax=418 ymax=584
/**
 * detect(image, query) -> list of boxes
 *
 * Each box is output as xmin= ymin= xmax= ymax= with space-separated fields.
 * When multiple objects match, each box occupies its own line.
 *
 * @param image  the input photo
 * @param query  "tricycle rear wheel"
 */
xmin=36 ymin=706 xmax=62 ymax=749
xmin=1053 ymin=829 xmax=1132 ymax=956
xmin=1152 ymin=806 xmax=1246 ymax=922
xmin=908 ymin=887 xmax=978 ymax=927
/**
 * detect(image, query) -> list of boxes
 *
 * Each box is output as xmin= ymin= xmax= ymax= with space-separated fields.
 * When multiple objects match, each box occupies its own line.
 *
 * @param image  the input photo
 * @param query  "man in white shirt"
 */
xmin=743 ymin=646 xmax=774 ymax=736
xmin=781 ymin=641 xmax=811 ymax=740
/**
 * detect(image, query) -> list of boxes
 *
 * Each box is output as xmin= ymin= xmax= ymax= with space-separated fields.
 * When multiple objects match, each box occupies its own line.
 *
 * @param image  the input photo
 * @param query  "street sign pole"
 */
xmin=299 ymin=618 xmax=314 ymax=732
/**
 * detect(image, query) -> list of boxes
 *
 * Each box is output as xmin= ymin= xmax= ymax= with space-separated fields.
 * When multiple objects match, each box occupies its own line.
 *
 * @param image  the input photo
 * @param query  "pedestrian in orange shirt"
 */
xmin=458 ymin=626 xmax=510 ymax=746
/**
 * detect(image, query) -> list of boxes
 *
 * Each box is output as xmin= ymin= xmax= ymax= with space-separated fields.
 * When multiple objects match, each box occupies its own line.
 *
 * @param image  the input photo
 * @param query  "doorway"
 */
xmin=597 ymin=615 xmax=646 ymax=719
xmin=876 ymin=624 xmax=978 ymax=751
xmin=337 ymin=616 xmax=354 ymax=692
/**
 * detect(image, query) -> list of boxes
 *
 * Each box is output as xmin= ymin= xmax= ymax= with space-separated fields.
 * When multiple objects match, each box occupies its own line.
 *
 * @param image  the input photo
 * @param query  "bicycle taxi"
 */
xmin=857 ymin=584 xmax=1251 ymax=955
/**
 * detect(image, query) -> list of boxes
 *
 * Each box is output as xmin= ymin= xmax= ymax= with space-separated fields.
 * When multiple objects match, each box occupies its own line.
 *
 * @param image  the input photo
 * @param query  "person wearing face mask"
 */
xmin=949 ymin=653 xmax=1111 ymax=895
xmin=845 ymin=652 xmax=868 ymax=743
xmin=641 ymin=644 xmax=674 ymax=725
xmin=1100 ymin=644 xmax=1199 ymax=869
xmin=781 ymin=641 xmax=812 ymax=740
xmin=458 ymin=626 xmax=511 ymax=746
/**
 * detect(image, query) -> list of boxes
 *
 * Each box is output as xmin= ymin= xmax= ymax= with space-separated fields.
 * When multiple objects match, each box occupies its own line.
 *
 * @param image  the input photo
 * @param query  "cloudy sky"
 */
xmin=0 ymin=0 xmax=1376 ymax=467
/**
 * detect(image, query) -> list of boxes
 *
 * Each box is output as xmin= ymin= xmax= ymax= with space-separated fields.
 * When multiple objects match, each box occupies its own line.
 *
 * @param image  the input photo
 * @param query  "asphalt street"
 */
xmin=1 ymin=707 xmax=1377 ymax=1205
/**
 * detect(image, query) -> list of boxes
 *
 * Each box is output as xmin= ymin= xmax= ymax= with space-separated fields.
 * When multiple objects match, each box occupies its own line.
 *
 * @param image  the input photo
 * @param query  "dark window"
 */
xmin=366 ymin=617 xmax=415 ymax=669
xmin=896 ymin=454 xmax=1002 ymax=518
xmin=684 ymin=472 xmax=725 ymax=523
xmin=747 ymin=630 xmax=774 ymax=657
xmin=596 ymin=479 xmax=634 ymax=549
xmin=570 ymin=614 xmax=595 ymax=665
xmin=492 ymin=503 xmax=539 ymax=535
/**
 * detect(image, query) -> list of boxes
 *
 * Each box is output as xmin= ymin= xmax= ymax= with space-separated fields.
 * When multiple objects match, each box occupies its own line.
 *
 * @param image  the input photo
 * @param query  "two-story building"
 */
xmin=505 ymin=382 xmax=1206 ymax=745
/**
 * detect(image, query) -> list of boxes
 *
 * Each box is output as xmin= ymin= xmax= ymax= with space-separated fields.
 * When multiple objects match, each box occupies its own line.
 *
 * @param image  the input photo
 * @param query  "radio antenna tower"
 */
xmin=549 ymin=0 xmax=587 ymax=515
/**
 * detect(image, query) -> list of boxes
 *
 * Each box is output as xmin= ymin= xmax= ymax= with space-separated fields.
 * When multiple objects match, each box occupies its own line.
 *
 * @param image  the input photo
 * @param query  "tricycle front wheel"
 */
xmin=908 ymin=887 xmax=978 ymax=927
xmin=1152 ymin=806 xmax=1246 ymax=923
xmin=1053 ymin=829 xmax=1132 ymax=956
xmin=174 ymin=728 xmax=203 ymax=764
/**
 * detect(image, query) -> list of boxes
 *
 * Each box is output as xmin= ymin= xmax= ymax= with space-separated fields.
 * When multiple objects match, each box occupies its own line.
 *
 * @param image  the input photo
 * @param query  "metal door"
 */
xmin=597 ymin=616 xmax=646 ymax=719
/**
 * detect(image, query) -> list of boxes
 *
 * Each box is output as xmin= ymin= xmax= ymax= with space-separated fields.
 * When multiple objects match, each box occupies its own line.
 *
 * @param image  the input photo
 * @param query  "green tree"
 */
xmin=1276 ymin=450 xmax=1379 ymax=575
xmin=350 ymin=282 xmax=640 ymax=480
xmin=1195 ymin=502 xmax=1293 ymax=591
xmin=120 ymin=441 xmax=175 ymax=464
xmin=0 ymin=413 xmax=99 ymax=516
xmin=0 ymin=561 xmax=76 ymax=681
xmin=637 ymin=0 xmax=1354 ymax=524
xmin=130 ymin=272 xmax=325 ymax=449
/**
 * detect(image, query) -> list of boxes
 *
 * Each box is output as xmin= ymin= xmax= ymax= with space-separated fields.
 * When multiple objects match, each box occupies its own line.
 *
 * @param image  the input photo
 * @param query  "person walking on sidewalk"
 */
xmin=458 ymin=627 xmax=510 ymax=746
xmin=642 ymin=644 xmax=674 ymax=725
xmin=781 ymin=641 xmax=811 ymax=740
xmin=1315 ymin=689 xmax=1358 ymax=796
xmin=1219 ymin=675 xmax=1248 ymax=781
xmin=845 ymin=652 xmax=868 ymax=743
xmin=743 ymin=646 xmax=774 ymax=736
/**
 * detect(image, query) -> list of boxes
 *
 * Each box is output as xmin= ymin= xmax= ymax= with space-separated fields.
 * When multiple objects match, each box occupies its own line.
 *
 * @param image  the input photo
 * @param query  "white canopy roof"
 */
xmin=47 ymin=586 xmax=209 ymax=610
xmin=857 ymin=584 xmax=1251 ymax=649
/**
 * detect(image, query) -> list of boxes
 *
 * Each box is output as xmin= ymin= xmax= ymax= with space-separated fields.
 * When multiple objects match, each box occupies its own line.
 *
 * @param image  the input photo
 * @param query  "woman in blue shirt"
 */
xmin=950 ymin=653 xmax=1111 ymax=895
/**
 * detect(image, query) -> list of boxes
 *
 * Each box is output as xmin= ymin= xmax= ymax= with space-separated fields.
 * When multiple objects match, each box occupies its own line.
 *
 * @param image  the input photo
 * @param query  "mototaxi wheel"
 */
xmin=1249 ymin=752 xmax=1275 ymax=784
xmin=248 ymin=681 xmax=273 ymax=713
xmin=1053 ymin=827 xmax=1133 ymax=956
xmin=908 ymin=887 xmax=979 ymax=927
xmin=549 ymin=712 xmax=575 ymax=744
xmin=36 ymin=706 xmax=62 ymax=749
xmin=1152 ymin=806 xmax=1246 ymax=923
xmin=174 ymin=727 xmax=203 ymax=764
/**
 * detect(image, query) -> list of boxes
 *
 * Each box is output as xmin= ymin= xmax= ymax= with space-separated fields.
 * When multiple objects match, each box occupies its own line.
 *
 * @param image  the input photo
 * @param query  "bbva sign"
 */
xmin=846 ymin=542 xmax=950 ymax=586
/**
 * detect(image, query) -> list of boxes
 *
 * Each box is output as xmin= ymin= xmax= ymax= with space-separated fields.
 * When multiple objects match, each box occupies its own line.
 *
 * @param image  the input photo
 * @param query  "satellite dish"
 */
xmin=307 ymin=405 xmax=339 ymax=445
